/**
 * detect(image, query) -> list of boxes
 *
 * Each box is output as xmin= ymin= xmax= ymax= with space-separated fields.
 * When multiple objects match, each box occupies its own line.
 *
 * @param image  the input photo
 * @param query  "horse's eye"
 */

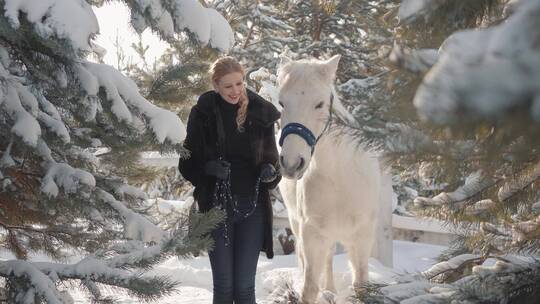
xmin=315 ymin=101 xmax=324 ymax=109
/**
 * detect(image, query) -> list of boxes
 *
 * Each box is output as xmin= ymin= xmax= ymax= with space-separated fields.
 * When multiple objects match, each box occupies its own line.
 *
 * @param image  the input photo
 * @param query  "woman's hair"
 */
xmin=210 ymin=56 xmax=248 ymax=132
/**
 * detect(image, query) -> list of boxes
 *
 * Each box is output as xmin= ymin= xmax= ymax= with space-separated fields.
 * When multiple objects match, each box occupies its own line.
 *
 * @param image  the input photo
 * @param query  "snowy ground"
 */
xmin=68 ymin=240 xmax=445 ymax=303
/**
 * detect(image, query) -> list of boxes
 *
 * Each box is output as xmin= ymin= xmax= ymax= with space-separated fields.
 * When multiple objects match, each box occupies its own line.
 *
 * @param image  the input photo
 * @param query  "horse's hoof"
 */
xmin=300 ymin=296 xmax=316 ymax=304
xmin=320 ymin=290 xmax=336 ymax=304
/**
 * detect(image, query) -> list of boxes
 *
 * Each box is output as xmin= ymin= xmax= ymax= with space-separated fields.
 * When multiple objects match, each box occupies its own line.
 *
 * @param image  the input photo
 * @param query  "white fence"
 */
xmin=142 ymin=154 xmax=456 ymax=247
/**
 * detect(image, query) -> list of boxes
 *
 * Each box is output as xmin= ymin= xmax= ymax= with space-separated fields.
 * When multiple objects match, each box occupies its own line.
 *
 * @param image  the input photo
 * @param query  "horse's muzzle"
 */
xmin=279 ymin=155 xmax=305 ymax=179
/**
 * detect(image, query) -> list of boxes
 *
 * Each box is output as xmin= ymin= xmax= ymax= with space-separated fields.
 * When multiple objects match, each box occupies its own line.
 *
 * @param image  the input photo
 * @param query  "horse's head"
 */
xmin=277 ymin=55 xmax=341 ymax=179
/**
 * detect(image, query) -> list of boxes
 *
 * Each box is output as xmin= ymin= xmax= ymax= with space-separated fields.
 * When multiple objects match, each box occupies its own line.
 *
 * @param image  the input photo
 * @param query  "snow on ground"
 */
xmin=67 ymin=240 xmax=445 ymax=303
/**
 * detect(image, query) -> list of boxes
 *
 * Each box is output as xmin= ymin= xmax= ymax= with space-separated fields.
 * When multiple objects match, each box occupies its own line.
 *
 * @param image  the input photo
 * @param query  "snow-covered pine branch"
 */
xmin=414 ymin=171 xmax=494 ymax=207
xmin=104 ymin=207 xmax=223 ymax=269
xmin=398 ymin=0 xmax=503 ymax=27
xmin=0 ymin=0 xmax=234 ymax=301
xmin=357 ymin=255 xmax=540 ymax=304
xmin=0 ymin=257 xmax=176 ymax=303
xmin=463 ymin=199 xmax=496 ymax=216
xmin=412 ymin=0 xmax=540 ymax=124
xmin=249 ymin=67 xmax=281 ymax=110
xmin=124 ymin=0 xmax=234 ymax=51
xmin=398 ymin=0 xmax=446 ymax=24
xmin=77 ymin=62 xmax=186 ymax=144
xmin=497 ymin=159 xmax=540 ymax=202
xmin=422 ymin=253 xmax=481 ymax=280
xmin=389 ymin=43 xmax=438 ymax=74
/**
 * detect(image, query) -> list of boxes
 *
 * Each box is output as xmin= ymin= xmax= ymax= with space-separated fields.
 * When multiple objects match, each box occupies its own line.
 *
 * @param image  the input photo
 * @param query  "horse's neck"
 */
xmin=310 ymin=131 xmax=351 ymax=174
xmin=311 ymin=91 xmax=359 ymax=169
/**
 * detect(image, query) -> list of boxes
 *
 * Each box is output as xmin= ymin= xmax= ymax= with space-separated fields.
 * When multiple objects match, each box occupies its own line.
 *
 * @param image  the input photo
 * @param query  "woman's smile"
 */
xmin=215 ymin=71 xmax=245 ymax=104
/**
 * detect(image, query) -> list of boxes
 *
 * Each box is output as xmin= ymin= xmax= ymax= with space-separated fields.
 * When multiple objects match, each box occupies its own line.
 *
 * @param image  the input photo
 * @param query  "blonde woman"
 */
xmin=178 ymin=57 xmax=281 ymax=304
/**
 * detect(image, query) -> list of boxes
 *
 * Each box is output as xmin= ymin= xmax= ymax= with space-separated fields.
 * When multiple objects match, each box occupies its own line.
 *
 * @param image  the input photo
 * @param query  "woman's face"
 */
xmin=215 ymin=72 xmax=245 ymax=104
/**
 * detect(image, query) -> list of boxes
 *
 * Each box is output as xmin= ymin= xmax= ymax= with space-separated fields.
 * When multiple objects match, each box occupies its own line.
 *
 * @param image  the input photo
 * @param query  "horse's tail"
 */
xmin=370 ymin=170 xmax=394 ymax=267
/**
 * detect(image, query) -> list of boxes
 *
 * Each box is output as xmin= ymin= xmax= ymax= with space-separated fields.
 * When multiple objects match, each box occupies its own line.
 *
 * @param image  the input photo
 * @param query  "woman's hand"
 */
xmin=259 ymin=163 xmax=277 ymax=183
xmin=204 ymin=160 xmax=231 ymax=180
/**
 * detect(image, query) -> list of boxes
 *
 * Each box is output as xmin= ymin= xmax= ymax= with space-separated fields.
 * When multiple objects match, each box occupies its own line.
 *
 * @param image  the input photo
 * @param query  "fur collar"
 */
xmin=194 ymin=89 xmax=280 ymax=127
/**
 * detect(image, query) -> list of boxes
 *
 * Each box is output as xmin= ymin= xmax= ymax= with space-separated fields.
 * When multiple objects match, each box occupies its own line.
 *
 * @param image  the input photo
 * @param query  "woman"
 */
xmin=178 ymin=56 xmax=281 ymax=304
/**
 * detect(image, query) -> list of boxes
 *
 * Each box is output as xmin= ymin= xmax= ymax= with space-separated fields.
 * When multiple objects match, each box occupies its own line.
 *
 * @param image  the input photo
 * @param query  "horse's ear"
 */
xmin=322 ymin=55 xmax=341 ymax=79
xmin=280 ymin=55 xmax=292 ymax=67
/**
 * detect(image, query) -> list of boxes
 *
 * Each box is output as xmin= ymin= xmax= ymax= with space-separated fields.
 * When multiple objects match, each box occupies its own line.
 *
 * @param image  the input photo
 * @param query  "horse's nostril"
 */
xmin=279 ymin=155 xmax=284 ymax=166
xmin=297 ymin=157 xmax=305 ymax=171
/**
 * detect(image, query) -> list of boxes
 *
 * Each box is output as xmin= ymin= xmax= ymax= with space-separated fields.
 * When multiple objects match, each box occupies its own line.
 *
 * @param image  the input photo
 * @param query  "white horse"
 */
xmin=277 ymin=55 xmax=393 ymax=303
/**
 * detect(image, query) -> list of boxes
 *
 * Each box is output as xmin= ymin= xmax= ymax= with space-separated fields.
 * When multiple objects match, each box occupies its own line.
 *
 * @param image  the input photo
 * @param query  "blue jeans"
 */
xmin=208 ymin=196 xmax=265 ymax=304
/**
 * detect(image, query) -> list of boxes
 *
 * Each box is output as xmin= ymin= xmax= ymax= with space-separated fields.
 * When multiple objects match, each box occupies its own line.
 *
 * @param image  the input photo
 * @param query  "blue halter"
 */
xmin=278 ymin=94 xmax=334 ymax=155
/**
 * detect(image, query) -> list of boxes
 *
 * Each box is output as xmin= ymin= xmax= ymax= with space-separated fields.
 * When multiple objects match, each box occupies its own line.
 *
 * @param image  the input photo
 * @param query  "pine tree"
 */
xmin=215 ymin=0 xmax=383 ymax=81
xmin=124 ymin=34 xmax=217 ymax=118
xmin=353 ymin=0 xmax=540 ymax=303
xmin=0 ymin=0 xmax=231 ymax=301
xmin=211 ymin=0 xmax=292 ymax=79
xmin=113 ymin=30 xmax=220 ymax=201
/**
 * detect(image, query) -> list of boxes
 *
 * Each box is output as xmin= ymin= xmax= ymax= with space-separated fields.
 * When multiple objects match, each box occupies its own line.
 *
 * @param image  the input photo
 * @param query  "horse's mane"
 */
xmin=277 ymin=58 xmax=374 ymax=158
xmin=278 ymin=59 xmax=357 ymax=128
xmin=277 ymin=59 xmax=328 ymax=90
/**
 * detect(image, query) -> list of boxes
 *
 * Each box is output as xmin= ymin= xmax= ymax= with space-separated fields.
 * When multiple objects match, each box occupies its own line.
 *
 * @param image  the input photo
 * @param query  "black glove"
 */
xmin=204 ymin=160 xmax=230 ymax=180
xmin=259 ymin=163 xmax=277 ymax=183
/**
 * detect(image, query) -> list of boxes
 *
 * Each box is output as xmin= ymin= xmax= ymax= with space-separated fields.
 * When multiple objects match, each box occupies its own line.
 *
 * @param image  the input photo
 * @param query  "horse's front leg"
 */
xmin=343 ymin=240 xmax=371 ymax=291
xmin=300 ymin=223 xmax=331 ymax=304
xmin=287 ymin=216 xmax=305 ymax=273
xmin=321 ymin=242 xmax=336 ymax=293
xmin=280 ymin=179 xmax=305 ymax=272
